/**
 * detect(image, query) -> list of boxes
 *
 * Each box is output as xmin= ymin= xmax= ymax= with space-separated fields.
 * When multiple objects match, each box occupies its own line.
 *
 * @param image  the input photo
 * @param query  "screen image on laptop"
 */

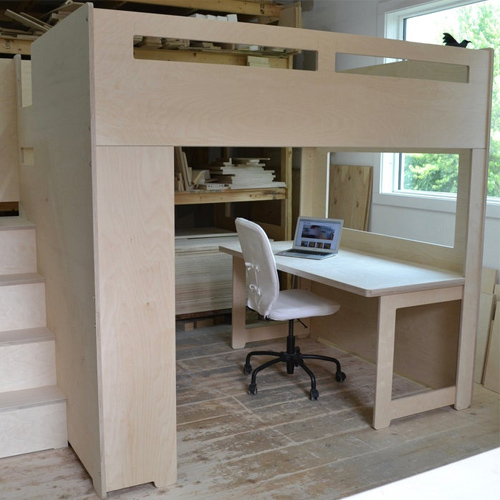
xmin=276 ymin=217 xmax=344 ymax=260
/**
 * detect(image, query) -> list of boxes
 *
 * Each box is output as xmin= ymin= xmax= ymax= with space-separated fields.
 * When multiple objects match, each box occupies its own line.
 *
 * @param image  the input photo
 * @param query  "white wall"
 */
xmin=301 ymin=0 xmax=500 ymax=279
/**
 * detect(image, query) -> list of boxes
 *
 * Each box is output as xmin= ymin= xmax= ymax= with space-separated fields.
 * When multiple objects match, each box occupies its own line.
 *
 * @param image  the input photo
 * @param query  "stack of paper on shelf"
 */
xmin=208 ymin=157 xmax=286 ymax=189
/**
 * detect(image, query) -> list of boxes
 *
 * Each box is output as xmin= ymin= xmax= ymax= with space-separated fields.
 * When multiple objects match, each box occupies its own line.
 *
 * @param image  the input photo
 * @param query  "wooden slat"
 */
xmin=175 ymin=187 xmax=286 ymax=204
xmin=127 ymin=0 xmax=283 ymax=17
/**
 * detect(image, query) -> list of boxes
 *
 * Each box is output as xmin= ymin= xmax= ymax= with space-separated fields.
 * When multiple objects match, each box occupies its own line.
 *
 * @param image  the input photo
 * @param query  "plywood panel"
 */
xmin=25 ymin=5 xmax=104 ymax=496
xmin=311 ymin=283 xmax=460 ymax=389
xmin=94 ymin=145 xmax=177 ymax=492
xmin=0 ymin=59 xmax=20 ymax=202
xmin=328 ymin=165 xmax=372 ymax=230
xmin=483 ymin=302 xmax=500 ymax=393
xmin=175 ymin=235 xmax=238 ymax=315
xmin=91 ymin=8 xmax=492 ymax=150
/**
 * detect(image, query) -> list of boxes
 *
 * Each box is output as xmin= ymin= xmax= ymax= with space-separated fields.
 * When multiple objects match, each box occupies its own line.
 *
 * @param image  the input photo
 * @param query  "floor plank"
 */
xmin=0 ymin=323 xmax=498 ymax=499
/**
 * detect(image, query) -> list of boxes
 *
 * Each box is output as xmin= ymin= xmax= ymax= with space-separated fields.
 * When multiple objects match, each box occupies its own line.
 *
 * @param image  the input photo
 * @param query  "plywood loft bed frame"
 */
xmin=16 ymin=3 xmax=492 ymax=498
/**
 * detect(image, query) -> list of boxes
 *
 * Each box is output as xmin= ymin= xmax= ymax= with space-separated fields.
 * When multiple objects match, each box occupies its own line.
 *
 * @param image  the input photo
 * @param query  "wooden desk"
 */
xmin=220 ymin=240 xmax=465 ymax=429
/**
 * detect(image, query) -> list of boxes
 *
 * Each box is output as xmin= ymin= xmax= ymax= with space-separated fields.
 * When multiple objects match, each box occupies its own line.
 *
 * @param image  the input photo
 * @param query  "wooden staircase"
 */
xmin=0 ymin=216 xmax=67 ymax=458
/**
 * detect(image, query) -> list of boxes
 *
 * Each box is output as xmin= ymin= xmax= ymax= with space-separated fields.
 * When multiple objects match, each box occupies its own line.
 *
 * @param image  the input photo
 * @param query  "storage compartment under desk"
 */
xmin=175 ymin=229 xmax=238 ymax=315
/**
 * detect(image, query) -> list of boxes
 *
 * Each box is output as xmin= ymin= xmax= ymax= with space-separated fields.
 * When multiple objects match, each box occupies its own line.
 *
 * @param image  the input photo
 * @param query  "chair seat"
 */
xmin=267 ymin=289 xmax=340 ymax=321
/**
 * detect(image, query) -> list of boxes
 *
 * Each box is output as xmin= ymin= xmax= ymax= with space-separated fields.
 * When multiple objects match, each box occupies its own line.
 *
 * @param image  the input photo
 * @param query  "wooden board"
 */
xmin=483 ymin=301 xmax=500 ymax=393
xmin=175 ymin=235 xmax=238 ymax=315
xmin=328 ymin=164 xmax=373 ymax=230
xmin=0 ymin=58 xmax=20 ymax=203
xmin=94 ymin=145 xmax=177 ymax=492
xmin=26 ymin=5 xmax=103 ymax=494
xmin=91 ymin=8 xmax=492 ymax=150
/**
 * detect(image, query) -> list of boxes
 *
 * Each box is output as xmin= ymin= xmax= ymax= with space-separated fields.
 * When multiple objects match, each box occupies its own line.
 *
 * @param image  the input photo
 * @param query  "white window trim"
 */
xmin=375 ymin=0 xmax=500 ymax=219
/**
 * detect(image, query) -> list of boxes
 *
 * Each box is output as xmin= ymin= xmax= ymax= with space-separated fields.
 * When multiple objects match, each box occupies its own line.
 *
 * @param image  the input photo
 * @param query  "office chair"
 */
xmin=235 ymin=217 xmax=346 ymax=400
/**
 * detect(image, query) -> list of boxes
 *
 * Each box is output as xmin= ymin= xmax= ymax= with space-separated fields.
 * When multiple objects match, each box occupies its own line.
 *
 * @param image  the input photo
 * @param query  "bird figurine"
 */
xmin=443 ymin=33 xmax=471 ymax=48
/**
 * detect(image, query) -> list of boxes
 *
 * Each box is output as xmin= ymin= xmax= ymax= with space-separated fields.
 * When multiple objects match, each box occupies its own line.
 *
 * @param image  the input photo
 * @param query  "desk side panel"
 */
xmin=310 ymin=284 xmax=460 ymax=389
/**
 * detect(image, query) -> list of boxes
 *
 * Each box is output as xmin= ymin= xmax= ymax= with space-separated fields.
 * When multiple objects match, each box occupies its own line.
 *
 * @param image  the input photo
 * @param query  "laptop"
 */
xmin=276 ymin=217 xmax=344 ymax=260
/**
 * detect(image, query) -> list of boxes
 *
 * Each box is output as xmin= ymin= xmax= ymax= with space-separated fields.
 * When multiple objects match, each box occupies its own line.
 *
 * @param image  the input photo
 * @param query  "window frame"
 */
xmin=376 ymin=0 xmax=500 ymax=218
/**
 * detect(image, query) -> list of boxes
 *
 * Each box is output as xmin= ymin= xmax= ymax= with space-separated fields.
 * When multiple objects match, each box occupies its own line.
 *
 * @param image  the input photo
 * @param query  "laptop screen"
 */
xmin=294 ymin=217 xmax=344 ymax=254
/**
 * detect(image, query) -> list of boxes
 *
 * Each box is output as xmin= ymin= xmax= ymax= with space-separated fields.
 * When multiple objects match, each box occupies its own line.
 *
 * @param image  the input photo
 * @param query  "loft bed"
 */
xmin=16 ymin=4 xmax=492 ymax=498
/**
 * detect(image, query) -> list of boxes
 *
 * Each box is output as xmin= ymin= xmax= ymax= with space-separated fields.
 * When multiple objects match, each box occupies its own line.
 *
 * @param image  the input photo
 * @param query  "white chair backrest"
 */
xmin=235 ymin=218 xmax=280 ymax=318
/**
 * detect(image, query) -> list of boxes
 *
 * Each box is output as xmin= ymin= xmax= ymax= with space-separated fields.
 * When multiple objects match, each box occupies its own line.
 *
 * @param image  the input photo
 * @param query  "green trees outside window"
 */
xmin=402 ymin=0 xmax=500 ymax=198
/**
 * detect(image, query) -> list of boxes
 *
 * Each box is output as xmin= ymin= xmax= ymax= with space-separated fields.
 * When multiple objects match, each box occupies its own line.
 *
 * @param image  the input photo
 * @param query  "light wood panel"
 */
xmin=94 ymin=145 xmax=177 ymax=492
xmin=24 ymin=5 xmax=103 ymax=496
xmin=0 ymin=393 xmax=67 ymax=459
xmin=175 ymin=235 xmax=238 ymax=315
xmin=483 ymin=300 xmax=500 ymax=393
xmin=0 ymin=339 xmax=56 ymax=392
xmin=0 ymin=281 xmax=46 ymax=331
xmin=0 ymin=59 xmax=20 ymax=202
xmin=91 ymin=8 xmax=491 ymax=150
xmin=328 ymin=165 xmax=373 ymax=231
xmin=0 ymin=221 xmax=36 ymax=275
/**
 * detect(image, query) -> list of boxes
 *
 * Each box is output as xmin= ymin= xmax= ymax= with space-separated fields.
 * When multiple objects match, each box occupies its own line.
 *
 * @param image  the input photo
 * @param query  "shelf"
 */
xmin=174 ymin=187 xmax=286 ymax=205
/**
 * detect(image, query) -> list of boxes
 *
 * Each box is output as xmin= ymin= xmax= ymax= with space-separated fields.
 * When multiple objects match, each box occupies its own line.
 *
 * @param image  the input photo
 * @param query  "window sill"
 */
xmin=373 ymin=191 xmax=500 ymax=219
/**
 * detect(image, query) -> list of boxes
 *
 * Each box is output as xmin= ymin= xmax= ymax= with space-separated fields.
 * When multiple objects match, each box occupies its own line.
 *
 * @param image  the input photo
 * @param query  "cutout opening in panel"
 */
xmin=336 ymin=53 xmax=469 ymax=83
xmin=133 ymin=35 xmax=317 ymax=70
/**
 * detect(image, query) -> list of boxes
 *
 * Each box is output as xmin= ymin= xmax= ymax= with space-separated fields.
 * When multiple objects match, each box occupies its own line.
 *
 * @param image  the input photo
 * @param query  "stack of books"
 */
xmin=208 ymin=158 xmax=286 ymax=189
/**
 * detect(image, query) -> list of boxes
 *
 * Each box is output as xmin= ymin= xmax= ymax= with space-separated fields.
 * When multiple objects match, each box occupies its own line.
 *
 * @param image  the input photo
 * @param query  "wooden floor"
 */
xmin=1 ymin=323 xmax=499 ymax=499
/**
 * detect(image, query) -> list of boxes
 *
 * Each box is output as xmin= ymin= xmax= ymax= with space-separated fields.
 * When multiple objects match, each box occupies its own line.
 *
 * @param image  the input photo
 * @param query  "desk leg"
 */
xmin=373 ymin=295 xmax=396 ymax=429
xmin=373 ymin=287 xmax=463 ymax=429
xmin=231 ymin=256 xmax=248 ymax=349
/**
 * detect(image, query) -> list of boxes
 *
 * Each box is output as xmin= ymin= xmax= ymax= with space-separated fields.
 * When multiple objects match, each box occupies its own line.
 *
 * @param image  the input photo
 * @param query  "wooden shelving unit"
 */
xmin=174 ymin=186 xmax=286 ymax=205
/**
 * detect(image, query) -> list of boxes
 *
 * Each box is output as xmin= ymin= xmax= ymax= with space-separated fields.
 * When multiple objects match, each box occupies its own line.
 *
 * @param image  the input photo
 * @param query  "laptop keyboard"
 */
xmin=290 ymin=249 xmax=324 ymax=255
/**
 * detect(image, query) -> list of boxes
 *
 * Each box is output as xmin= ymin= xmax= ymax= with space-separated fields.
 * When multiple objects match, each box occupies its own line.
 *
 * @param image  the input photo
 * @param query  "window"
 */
xmin=381 ymin=0 xmax=500 ymax=201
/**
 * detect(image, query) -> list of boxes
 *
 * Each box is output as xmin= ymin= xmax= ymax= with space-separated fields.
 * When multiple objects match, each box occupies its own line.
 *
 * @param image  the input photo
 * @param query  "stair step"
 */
xmin=0 ymin=218 xmax=37 ymax=275
xmin=0 ymin=386 xmax=67 ymax=459
xmin=0 ymin=326 xmax=54 ymax=346
xmin=0 ymin=216 xmax=35 ymax=231
xmin=0 ymin=328 xmax=56 ymax=392
xmin=0 ymin=275 xmax=47 ymax=331
xmin=0 ymin=272 xmax=44 ymax=286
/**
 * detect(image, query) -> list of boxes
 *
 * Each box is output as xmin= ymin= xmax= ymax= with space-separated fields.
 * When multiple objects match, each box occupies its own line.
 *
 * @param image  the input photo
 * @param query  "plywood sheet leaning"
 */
xmin=474 ymin=267 xmax=497 ymax=383
xmin=328 ymin=164 xmax=373 ymax=231
xmin=483 ymin=285 xmax=500 ymax=393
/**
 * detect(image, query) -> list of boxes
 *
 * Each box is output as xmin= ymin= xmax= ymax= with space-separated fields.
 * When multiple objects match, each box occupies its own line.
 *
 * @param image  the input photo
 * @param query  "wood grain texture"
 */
xmin=25 ymin=5 xmax=104 ymax=496
xmin=0 ymin=282 xmax=46 ymax=331
xmin=175 ymin=236 xmax=238 ymax=315
xmin=94 ymin=145 xmax=177 ymax=492
xmin=328 ymin=165 xmax=373 ymax=231
xmin=0 ymin=339 xmax=56 ymax=392
xmin=0 ymin=222 xmax=36 ymax=275
xmin=0 ymin=58 xmax=20 ymax=202
xmin=0 ymin=399 xmax=67 ymax=459
xmin=91 ymin=8 xmax=491 ymax=149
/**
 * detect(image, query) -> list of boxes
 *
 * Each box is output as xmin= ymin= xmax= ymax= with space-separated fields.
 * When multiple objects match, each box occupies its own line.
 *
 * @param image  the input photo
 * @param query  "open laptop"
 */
xmin=276 ymin=216 xmax=344 ymax=260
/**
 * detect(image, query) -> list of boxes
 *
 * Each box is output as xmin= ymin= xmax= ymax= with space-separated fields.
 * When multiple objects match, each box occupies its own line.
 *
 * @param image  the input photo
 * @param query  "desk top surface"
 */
xmin=219 ymin=240 xmax=465 ymax=297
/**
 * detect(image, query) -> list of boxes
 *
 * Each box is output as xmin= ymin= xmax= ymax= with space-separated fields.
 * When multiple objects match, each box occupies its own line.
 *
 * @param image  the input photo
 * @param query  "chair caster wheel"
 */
xmin=310 ymin=389 xmax=319 ymax=400
xmin=335 ymin=371 xmax=347 ymax=383
xmin=243 ymin=363 xmax=252 ymax=375
xmin=248 ymin=383 xmax=257 ymax=395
